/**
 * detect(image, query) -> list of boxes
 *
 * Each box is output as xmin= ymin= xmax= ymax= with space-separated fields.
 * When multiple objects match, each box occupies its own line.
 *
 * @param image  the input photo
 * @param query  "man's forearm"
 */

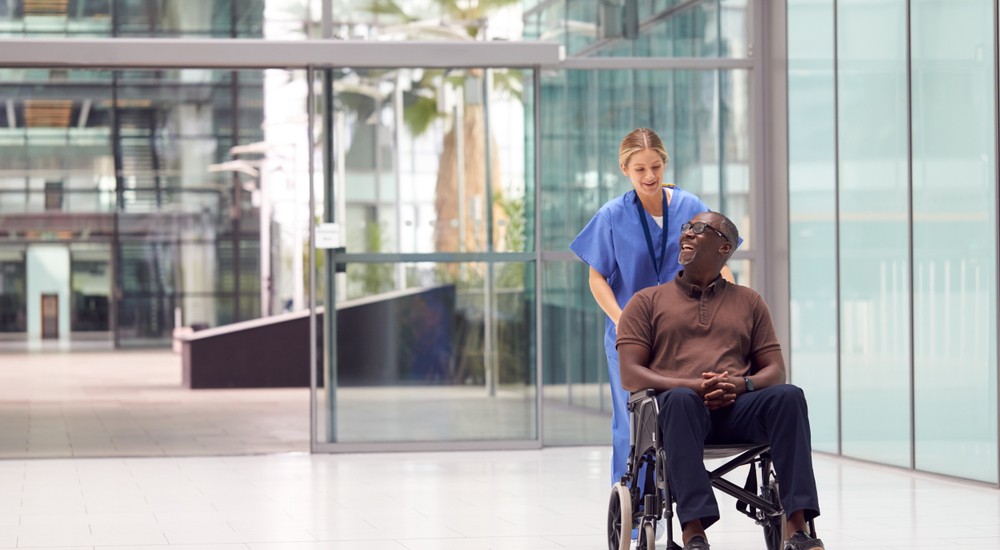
xmin=620 ymin=362 xmax=696 ymax=393
xmin=744 ymin=350 xmax=787 ymax=393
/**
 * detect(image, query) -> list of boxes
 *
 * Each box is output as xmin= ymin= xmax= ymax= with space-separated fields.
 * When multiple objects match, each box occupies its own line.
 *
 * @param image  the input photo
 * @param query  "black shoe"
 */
xmin=683 ymin=535 xmax=711 ymax=550
xmin=784 ymin=530 xmax=825 ymax=550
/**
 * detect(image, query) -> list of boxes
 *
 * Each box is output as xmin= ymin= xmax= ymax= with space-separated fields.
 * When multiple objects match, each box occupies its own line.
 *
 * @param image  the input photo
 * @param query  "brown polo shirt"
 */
xmin=616 ymin=271 xmax=781 ymax=380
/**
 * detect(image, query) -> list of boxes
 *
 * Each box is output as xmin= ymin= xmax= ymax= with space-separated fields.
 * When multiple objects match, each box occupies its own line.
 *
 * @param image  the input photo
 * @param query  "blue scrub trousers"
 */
xmin=606 ymin=333 xmax=631 ymax=485
xmin=656 ymin=384 xmax=821 ymax=529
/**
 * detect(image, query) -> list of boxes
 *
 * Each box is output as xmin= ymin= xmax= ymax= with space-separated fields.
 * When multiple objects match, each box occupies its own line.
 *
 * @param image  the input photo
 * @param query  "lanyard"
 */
xmin=637 ymin=188 xmax=669 ymax=284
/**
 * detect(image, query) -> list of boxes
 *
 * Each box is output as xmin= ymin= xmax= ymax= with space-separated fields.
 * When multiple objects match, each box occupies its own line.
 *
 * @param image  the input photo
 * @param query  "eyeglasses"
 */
xmin=681 ymin=221 xmax=729 ymax=243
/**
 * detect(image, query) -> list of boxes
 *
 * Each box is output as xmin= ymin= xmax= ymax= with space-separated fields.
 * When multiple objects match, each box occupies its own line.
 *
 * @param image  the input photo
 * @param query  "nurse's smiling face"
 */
xmin=621 ymin=148 xmax=666 ymax=205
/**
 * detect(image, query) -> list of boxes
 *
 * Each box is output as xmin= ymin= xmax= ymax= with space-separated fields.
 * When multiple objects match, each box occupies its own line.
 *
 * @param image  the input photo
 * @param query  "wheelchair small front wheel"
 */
xmin=760 ymin=479 xmax=784 ymax=550
xmin=637 ymin=519 xmax=656 ymax=550
xmin=607 ymin=483 xmax=633 ymax=550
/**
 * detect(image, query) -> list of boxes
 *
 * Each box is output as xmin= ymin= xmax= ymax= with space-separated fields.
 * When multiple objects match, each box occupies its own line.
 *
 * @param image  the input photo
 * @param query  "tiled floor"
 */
xmin=0 ymin=351 xmax=309 ymax=458
xmin=1 ymin=350 xmax=998 ymax=549
xmin=0 ymin=350 xmax=611 ymax=457
xmin=0 ymin=448 xmax=998 ymax=549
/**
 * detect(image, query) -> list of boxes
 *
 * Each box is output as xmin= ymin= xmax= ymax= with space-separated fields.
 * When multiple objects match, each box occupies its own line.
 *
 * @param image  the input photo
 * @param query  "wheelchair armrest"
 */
xmin=628 ymin=388 xmax=656 ymax=405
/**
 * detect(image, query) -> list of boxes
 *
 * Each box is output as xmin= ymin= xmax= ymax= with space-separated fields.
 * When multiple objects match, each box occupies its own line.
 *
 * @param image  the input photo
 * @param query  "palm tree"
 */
xmin=361 ymin=0 xmax=524 ymax=257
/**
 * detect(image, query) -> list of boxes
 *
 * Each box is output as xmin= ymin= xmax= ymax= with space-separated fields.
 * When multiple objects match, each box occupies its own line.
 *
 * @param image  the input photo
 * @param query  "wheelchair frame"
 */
xmin=607 ymin=389 xmax=791 ymax=550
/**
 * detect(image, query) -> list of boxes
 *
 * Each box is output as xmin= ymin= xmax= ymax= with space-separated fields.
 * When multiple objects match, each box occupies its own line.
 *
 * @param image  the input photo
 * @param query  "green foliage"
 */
xmin=403 ymin=95 xmax=439 ymax=137
xmin=302 ymin=217 xmax=327 ymax=304
xmin=352 ymin=221 xmax=394 ymax=296
xmin=494 ymin=189 xmax=527 ymax=292
xmin=490 ymin=69 xmax=524 ymax=103
xmin=433 ymin=0 xmax=523 ymax=37
xmin=366 ymin=0 xmax=416 ymax=21
xmin=352 ymin=0 xmax=525 ymax=138
xmin=494 ymin=190 xmax=525 ymax=253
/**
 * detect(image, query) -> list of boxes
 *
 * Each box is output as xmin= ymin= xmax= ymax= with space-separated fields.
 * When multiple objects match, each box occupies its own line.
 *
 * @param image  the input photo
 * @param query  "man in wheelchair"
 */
xmin=615 ymin=212 xmax=825 ymax=550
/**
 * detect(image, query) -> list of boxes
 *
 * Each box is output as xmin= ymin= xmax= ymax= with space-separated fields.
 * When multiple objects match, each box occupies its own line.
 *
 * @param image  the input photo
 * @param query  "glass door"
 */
xmin=70 ymin=244 xmax=112 ymax=342
xmin=0 ymin=248 xmax=27 ymax=338
xmin=311 ymin=65 xmax=541 ymax=451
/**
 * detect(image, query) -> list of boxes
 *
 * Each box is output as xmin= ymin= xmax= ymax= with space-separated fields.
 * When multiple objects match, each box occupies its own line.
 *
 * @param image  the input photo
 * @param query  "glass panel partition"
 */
xmin=319 ymin=261 xmax=536 ymax=443
xmin=0 ymin=1 xmax=266 ymax=38
xmin=540 ymin=69 xmax=751 ymax=247
xmin=837 ymin=0 xmax=911 ymax=467
xmin=0 ymin=247 xmax=27 ymax=334
xmin=315 ymin=66 xmax=539 ymax=447
xmin=0 ymin=66 xmax=277 ymax=348
xmin=524 ymin=0 xmax=749 ymax=58
xmin=538 ymin=66 xmax=752 ymax=445
xmin=789 ymin=0 xmax=1000 ymax=481
xmin=911 ymin=0 xmax=997 ymax=483
xmin=787 ymin=0 xmax=838 ymax=453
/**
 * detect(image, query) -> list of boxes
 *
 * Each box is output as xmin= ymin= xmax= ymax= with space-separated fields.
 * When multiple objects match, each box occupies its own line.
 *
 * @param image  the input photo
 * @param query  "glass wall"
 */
xmin=787 ymin=0 xmax=838 ymax=453
xmin=538 ymin=65 xmax=753 ymax=445
xmin=837 ymin=0 xmax=912 ymax=467
xmin=0 ymin=248 xmax=26 ymax=334
xmin=788 ymin=0 xmax=998 ymax=483
xmin=0 ymin=0 xmax=266 ymax=38
xmin=523 ymin=0 xmax=748 ymax=58
xmin=0 ymin=0 xmax=767 ymax=452
xmin=910 ymin=0 xmax=997 ymax=482
xmin=530 ymin=0 xmax=758 ymax=449
xmin=0 ymin=66 xmax=271 ymax=348
xmin=315 ymin=66 xmax=539 ymax=447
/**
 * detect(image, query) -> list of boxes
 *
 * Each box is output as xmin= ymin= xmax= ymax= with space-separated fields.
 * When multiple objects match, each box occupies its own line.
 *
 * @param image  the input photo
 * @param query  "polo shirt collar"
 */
xmin=675 ymin=270 xmax=727 ymax=298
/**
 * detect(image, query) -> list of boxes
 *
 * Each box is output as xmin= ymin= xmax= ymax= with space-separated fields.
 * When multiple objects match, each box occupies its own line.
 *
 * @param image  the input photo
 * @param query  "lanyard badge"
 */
xmin=636 ymin=189 xmax=668 ymax=284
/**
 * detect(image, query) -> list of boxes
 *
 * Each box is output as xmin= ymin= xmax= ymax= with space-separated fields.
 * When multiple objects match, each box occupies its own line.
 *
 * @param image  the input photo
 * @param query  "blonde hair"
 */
xmin=619 ymin=128 xmax=670 ymax=168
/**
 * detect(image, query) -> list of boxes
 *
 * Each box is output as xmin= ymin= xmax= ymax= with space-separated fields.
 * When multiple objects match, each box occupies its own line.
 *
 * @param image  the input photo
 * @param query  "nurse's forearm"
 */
xmin=588 ymin=266 xmax=622 ymax=326
xmin=721 ymin=265 xmax=734 ymax=283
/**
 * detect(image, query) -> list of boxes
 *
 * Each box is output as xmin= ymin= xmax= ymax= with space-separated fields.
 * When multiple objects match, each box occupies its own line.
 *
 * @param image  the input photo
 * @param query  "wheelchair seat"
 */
xmin=607 ymin=389 xmax=790 ymax=550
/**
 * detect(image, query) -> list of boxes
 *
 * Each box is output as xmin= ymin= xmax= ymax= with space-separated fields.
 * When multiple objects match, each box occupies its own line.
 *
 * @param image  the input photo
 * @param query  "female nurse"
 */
xmin=570 ymin=127 xmax=734 ymax=485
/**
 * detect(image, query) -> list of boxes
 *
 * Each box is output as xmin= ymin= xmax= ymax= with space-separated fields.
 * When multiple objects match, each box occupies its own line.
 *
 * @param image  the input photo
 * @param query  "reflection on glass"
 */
xmin=636 ymin=0 xmax=748 ymax=58
xmin=0 ymin=66 xmax=276 ymax=348
xmin=542 ymin=69 xmax=750 ymax=251
xmin=911 ymin=0 xmax=997 ymax=483
xmin=331 ymin=0 xmax=522 ymax=41
xmin=0 ymin=1 xmax=266 ymax=38
xmin=321 ymin=62 xmax=537 ymax=445
xmin=326 ymin=261 xmax=537 ymax=443
xmin=526 ymin=0 xmax=747 ymax=58
xmin=542 ymin=260 xmax=610 ymax=446
xmin=333 ymin=67 xmax=532 ymax=256
xmin=0 ymin=248 xmax=27 ymax=333
xmin=70 ymin=245 xmax=111 ymax=333
xmin=838 ymin=0 xmax=911 ymax=467
xmin=787 ymin=0 xmax=838 ymax=453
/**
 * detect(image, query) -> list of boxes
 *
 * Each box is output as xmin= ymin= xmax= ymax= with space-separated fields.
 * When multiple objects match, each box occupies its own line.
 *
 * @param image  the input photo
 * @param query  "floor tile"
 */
xmin=1 ymin=352 xmax=999 ymax=549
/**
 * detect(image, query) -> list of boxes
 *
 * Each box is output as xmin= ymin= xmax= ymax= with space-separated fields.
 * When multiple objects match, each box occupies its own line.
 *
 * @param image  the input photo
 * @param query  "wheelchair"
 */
xmin=607 ymin=389 xmax=799 ymax=550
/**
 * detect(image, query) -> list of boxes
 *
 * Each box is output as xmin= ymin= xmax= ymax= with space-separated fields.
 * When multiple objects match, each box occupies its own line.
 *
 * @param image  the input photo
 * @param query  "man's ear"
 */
xmin=719 ymin=241 xmax=734 ymax=257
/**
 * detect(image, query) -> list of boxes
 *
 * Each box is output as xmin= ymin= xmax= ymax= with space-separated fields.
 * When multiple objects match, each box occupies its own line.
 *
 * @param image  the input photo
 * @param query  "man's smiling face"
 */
xmin=678 ymin=212 xmax=729 ymax=267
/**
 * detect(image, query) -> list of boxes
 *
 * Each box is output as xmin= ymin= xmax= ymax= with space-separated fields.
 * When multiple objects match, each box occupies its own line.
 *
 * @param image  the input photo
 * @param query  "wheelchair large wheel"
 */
xmin=760 ymin=479 xmax=784 ymax=550
xmin=607 ymin=483 xmax=633 ymax=550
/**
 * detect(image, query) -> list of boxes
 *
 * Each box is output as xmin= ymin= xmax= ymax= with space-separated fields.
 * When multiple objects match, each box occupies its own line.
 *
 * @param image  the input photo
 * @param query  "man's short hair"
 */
xmin=714 ymin=213 xmax=739 ymax=251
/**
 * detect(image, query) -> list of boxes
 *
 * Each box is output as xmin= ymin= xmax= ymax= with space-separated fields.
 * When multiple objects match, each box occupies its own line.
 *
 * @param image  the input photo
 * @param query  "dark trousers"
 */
xmin=656 ymin=384 xmax=821 ymax=529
